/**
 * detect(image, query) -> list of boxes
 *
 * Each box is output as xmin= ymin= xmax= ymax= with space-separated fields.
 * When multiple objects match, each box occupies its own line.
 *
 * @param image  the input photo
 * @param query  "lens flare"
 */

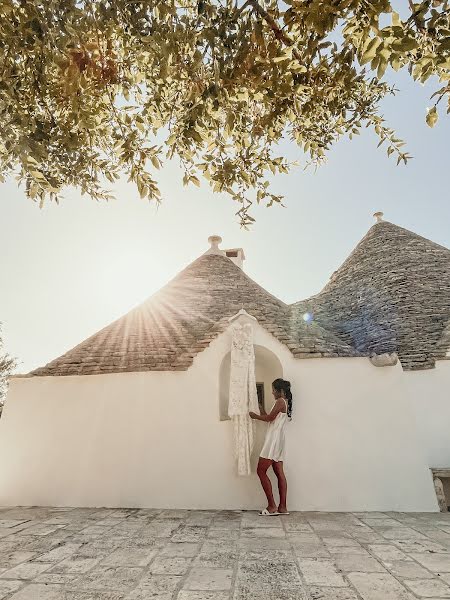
xmin=303 ymin=312 xmax=313 ymax=323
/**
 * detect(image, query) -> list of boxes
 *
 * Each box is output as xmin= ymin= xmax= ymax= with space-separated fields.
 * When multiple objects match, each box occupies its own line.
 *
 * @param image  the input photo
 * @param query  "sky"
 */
xmin=1 ymin=66 xmax=449 ymax=374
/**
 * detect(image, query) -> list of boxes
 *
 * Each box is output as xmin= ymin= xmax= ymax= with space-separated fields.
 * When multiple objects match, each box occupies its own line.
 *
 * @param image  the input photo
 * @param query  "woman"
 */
xmin=250 ymin=378 xmax=292 ymax=516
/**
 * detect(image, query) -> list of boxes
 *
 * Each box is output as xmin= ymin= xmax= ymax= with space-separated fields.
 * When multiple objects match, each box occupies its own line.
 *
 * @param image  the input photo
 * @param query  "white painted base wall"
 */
xmin=0 ymin=322 xmax=440 ymax=512
xmin=406 ymin=360 xmax=450 ymax=469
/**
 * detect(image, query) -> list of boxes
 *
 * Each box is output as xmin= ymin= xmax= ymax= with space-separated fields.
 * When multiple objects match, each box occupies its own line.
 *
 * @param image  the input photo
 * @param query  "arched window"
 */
xmin=219 ymin=345 xmax=283 ymax=421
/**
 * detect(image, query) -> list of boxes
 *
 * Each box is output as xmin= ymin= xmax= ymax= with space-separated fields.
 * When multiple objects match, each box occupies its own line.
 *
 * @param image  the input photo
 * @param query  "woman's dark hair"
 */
xmin=272 ymin=378 xmax=293 ymax=419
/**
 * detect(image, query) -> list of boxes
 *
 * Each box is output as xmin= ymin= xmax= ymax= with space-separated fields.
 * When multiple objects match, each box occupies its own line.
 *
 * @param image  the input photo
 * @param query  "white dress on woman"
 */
xmin=259 ymin=399 xmax=288 ymax=462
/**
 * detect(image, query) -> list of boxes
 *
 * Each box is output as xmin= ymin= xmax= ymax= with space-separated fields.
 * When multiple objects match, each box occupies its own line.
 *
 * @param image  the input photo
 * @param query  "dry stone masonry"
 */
xmin=29 ymin=220 xmax=450 ymax=376
xmin=292 ymin=220 xmax=450 ymax=371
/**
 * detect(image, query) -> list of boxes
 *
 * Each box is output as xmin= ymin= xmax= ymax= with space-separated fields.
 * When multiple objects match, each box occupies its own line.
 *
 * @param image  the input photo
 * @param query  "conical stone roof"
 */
xmin=293 ymin=220 xmax=450 ymax=370
xmin=30 ymin=252 xmax=356 ymax=377
xmin=30 ymin=220 xmax=450 ymax=376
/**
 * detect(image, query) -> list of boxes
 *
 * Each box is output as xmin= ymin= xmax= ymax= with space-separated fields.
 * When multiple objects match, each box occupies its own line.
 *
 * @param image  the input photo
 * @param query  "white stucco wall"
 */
xmin=0 ymin=321 xmax=438 ymax=511
xmin=406 ymin=360 xmax=450 ymax=469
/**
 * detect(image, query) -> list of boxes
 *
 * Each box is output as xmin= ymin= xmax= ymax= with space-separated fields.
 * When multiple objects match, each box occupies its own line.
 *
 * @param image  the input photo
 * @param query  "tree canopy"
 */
xmin=0 ymin=325 xmax=16 ymax=410
xmin=0 ymin=0 xmax=449 ymax=225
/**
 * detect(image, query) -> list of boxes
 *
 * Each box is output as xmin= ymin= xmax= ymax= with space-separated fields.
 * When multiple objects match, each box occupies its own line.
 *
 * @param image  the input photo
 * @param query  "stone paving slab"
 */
xmin=309 ymin=588 xmax=359 ymax=600
xmin=0 ymin=508 xmax=449 ymax=599
xmin=347 ymin=572 xmax=416 ymax=600
xmin=177 ymin=593 xmax=230 ymax=600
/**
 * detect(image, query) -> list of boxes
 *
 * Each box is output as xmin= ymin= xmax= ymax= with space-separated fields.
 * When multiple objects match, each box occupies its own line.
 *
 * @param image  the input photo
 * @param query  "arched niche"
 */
xmin=219 ymin=344 xmax=283 ymax=421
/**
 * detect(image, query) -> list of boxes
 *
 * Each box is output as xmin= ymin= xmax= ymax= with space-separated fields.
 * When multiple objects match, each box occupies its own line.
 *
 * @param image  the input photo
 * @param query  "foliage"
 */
xmin=0 ymin=0 xmax=449 ymax=225
xmin=0 ymin=324 xmax=16 ymax=413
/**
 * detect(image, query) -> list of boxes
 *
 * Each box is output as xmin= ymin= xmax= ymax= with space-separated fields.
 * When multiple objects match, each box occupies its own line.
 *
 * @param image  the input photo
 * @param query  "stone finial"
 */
xmin=373 ymin=211 xmax=384 ymax=223
xmin=205 ymin=235 xmax=224 ymax=255
xmin=208 ymin=235 xmax=222 ymax=249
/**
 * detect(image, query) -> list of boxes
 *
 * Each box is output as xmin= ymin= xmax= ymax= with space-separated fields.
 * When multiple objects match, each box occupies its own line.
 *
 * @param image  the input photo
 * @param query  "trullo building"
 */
xmin=1 ymin=214 xmax=450 ymax=512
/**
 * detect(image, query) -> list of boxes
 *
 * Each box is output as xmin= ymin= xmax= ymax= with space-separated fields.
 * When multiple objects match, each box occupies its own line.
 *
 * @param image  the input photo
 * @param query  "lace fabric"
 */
xmin=228 ymin=322 xmax=259 ymax=476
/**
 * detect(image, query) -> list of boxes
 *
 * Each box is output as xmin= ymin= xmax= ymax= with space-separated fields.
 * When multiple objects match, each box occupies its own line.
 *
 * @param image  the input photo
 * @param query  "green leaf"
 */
xmin=360 ymin=38 xmax=381 ymax=65
xmin=439 ymin=38 xmax=450 ymax=51
xmin=396 ymin=38 xmax=419 ymax=52
xmin=426 ymin=106 xmax=439 ymax=128
xmin=377 ymin=57 xmax=388 ymax=78
xmin=150 ymin=156 xmax=160 ymax=169
xmin=391 ymin=11 xmax=401 ymax=26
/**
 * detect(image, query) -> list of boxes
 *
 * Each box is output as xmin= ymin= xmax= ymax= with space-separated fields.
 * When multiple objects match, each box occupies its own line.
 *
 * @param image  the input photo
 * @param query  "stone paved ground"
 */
xmin=1 ymin=509 xmax=450 ymax=599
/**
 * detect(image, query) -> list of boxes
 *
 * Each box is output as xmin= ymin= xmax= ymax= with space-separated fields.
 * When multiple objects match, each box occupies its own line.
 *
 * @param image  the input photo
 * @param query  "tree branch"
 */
xmin=239 ymin=0 xmax=302 ymax=60
xmin=407 ymin=0 xmax=427 ymax=34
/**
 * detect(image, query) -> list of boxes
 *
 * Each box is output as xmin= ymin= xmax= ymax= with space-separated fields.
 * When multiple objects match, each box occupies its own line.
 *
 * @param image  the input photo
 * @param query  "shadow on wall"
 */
xmin=219 ymin=345 xmax=283 ymax=421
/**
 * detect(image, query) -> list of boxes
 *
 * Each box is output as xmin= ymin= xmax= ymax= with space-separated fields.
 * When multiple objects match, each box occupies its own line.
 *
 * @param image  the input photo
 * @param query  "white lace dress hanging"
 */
xmin=228 ymin=322 xmax=259 ymax=476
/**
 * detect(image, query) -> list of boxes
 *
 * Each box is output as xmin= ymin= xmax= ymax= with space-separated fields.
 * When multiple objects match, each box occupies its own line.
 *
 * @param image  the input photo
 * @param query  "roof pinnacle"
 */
xmin=205 ymin=235 xmax=224 ymax=256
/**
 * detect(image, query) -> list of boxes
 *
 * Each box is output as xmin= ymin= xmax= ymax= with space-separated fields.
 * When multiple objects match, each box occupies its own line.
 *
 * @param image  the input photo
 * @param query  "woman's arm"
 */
xmin=250 ymin=398 xmax=284 ymax=422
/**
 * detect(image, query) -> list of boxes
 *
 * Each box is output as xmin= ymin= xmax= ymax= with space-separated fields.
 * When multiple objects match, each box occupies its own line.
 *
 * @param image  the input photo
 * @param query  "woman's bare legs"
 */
xmin=256 ymin=458 xmax=277 ymax=513
xmin=273 ymin=461 xmax=288 ymax=513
